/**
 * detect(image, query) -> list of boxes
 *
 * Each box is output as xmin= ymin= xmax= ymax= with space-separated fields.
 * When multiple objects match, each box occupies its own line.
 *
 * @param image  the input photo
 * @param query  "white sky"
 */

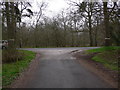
xmin=22 ymin=0 xmax=72 ymax=24
xmin=31 ymin=0 xmax=70 ymax=17
xmin=46 ymin=0 xmax=69 ymax=16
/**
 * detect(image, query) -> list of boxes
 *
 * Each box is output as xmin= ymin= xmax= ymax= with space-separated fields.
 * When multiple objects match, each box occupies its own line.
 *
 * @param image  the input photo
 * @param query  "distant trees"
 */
xmin=33 ymin=1 xmax=47 ymax=47
xmin=67 ymin=0 xmax=119 ymax=46
xmin=1 ymin=1 xmax=119 ymax=48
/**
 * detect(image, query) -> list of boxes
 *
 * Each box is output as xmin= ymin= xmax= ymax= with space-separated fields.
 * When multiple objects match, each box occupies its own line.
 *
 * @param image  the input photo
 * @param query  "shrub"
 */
xmin=2 ymin=49 xmax=24 ymax=63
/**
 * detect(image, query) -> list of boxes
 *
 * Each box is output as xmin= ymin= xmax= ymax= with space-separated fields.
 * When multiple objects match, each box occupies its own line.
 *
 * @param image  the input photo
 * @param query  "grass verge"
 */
xmin=2 ymin=50 xmax=36 ymax=87
xmin=87 ymin=46 xmax=120 ymax=53
xmin=86 ymin=46 xmax=120 ymax=71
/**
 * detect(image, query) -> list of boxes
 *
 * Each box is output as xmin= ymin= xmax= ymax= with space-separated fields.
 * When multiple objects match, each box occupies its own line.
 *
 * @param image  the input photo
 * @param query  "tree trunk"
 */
xmin=103 ymin=2 xmax=111 ymax=46
xmin=63 ymin=22 xmax=67 ymax=47
xmin=10 ymin=2 xmax=16 ymax=48
xmin=88 ymin=14 xmax=93 ymax=46
xmin=88 ymin=3 xmax=93 ymax=46
xmin=94 ymin=19 xmax=99 ymax=46
xmin=5 ymin=2 xmax=12 ymax=49
xmin=5 ymin=2 xmax=16 ymax=49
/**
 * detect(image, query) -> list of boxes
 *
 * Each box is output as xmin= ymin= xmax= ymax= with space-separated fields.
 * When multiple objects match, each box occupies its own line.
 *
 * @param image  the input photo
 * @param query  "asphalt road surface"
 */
xmin=15 ymin=47 xmax=112 ymax=88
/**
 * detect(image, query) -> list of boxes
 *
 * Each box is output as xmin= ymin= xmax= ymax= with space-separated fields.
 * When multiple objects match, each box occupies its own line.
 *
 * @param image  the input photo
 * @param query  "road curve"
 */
xmin=13 ymin=47 xmax=112 ymax=88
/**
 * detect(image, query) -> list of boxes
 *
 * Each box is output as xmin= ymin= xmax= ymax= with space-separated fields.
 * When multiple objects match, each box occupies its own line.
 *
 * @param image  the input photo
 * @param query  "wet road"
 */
xmin=15 ymin=47 xmax=111 ymax=88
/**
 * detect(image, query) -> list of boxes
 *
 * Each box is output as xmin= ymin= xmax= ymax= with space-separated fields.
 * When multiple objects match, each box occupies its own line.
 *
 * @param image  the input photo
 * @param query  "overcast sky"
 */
xmin=22 ymin=0 xmax=72 ymax=24
xmin=31 ymin=0 xmax=70 ymax=17
xmin=46 ymin=0 xmax=69 ymax=16
xmin=22 ymin=0 xmax=83 ymax=24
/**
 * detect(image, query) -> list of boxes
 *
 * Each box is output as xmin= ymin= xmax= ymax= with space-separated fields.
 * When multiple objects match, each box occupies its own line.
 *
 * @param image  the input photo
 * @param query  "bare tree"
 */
xmin=33 ymin=1 xmax=47 ymax=47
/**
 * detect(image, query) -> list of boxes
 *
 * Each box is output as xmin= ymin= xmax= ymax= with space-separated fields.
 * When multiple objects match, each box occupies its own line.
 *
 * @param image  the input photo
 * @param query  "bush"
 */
xmin=2 ymin=49 xmax=24 ymax=63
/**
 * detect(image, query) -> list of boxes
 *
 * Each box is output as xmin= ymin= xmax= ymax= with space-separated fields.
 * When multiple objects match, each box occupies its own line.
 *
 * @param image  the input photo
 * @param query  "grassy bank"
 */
xmin=2 ymin=50 xmax=36 ymax=87
xmin=87 ymin=46 xmax=120 ymax=71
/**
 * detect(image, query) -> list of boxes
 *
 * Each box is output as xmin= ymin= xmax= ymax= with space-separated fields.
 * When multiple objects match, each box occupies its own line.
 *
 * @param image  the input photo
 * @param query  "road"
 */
xmin=14 ymin=47 xmax=112 ymax=88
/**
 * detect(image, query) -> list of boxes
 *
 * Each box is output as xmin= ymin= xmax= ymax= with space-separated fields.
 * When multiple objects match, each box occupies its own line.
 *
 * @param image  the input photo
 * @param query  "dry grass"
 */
xmin=2 ymin=49 xmax=24 ymax=63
